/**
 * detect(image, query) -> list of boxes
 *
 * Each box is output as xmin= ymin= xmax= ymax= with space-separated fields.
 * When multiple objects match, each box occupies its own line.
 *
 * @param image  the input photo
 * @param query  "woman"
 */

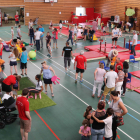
xmin=40 ymin=61 xmax=55 ymax=96
xmin=20 ymin=47 xmax=27 ymax=76
xmin=122 ymin=61 xmax=129 ymax=97
xmin=115 ymin=65 xmax=124 ymax=97
xmin=92 ymin=63 xmax=106 ymax=98
xmin=83 ymin=26 xmax=88 ymax=41
xmin=109 ymin=91 xmax=128 ymax=140
xmin=83 ymin=106 xmax=92 ymax=127
xmin=90 ymin=101 xmax=106 ymax=140
xmin=28 ymin=25 xmax=35 ymax=47
xmin=9 ymin=48 xmax=19 ymax=75
xmin=28 ymin=19 xmax=33 ymax=29
xmin=52 ymin=28 xmax=58 ymax=49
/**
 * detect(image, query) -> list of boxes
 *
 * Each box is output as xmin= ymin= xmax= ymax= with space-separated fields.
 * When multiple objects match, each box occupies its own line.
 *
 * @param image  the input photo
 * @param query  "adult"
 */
xmin=67 ymin=27 xmax=73 ymax=46
xmin=129 ymin=16 xmax=134 ymax=32
xmin=38 ymin=24 xmax=44 ymax=48
xmin=74 ymin=50 xmax=87 ymax=83
xmin=83 ymin=25 xmax=88 ymax=41
xmin=28 ymin=19 xmax=33 ymax=29
xmin=109 ymin=91 xmax=128 ymax=140
xmin=2 ymin=74 xmax=21 ymax=97
xmin=92 ymin=19 xmax=98 ymax=32
xmin=17 ymin=25 xmax=22 ymax=40
xmin=46 ymin=32 xmax=52 ymax=58
xmin=16 ymin=88 xmax=32 ymax=140
xmin=4 ymin=12 xmax=8 ymax=24
xmin=116 ymin=66 xmax=124 ymax=96
xmin=52 ymin=28 xmax=58 ymax=49
xmin=90 ymin=101 xmax=106 ymax=140
xmin=130 ymin=31 xmax=138 ymax=56
xmin=40 ymin=61 xmax=55 ymax=96
xmin=111 ymin=26 xmax=119 ymax=49
xmin=28 ymin=25 xmax=35 ymax=47
xmin=106 ymin=49 xmax=118 ymax=67
xmin=121 ymin=61 xmax=129 ymax=97
xmin=74 ymin=24 xmax=78 ymax=36
xmin=88 ymin=28 xmax=95 ymax=41
xmin=34 ymin=28 xmax=43 ymax=51
xmin=20 ymin=47 xmax=28 ymax=76
xmin=15 ymin=12 xmax=19 ymax=28
xmin=9 ymin=48 xmax=19 ymax=75
xmin=92 ymin=63 xmax=106 ymax=98
xmin=62 ymin=42 xmax=73 ymax=72
xmin=115 ymin=57 xmax=123 ymax=73
xmin=103 ymin=65 xmax=118 ymax=104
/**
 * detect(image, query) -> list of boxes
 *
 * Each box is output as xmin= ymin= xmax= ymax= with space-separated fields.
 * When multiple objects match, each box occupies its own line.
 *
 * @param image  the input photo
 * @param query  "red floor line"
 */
xmin=34 ymin=110 xmax=60 ymax=140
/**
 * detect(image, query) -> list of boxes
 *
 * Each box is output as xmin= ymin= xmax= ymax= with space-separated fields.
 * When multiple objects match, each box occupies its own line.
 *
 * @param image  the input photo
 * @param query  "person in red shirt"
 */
xmin=115 ymin=57 xmax=123 ymax=73
xmin=15 ymin=13 xmax=19 ymax=28
xmin=2 ymin=74 xmax=21 ymax=96
xmin=74 ymin=50 xmax=87 ymax=83
xmin=16 ymin=88 xmax=31 ymax=140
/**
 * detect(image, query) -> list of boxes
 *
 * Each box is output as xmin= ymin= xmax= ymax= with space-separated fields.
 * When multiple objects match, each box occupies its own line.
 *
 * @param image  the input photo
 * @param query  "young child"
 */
xmin=119 ymin=28 xmax=122 ymax=37
xmin=49 ymin=20 xmax=53 ymax=30
xmin=28 ymin=74 xmax=43 ymax=99
xmin=111 ymin=23 xmax=114 ymax=30
xmin=92 ymin=108 xmax=114 ymax=140
xmin=123 ymin=21 xmax=127 ymax=32
xmin=46 ymin=32 xmax=52 ymax=58
xmin=74 ymin=33 xmax=77 ymax=46
xmin=103 ymin=25 xmax=106 ymax=35
xmin=111 ymin=56 xmax=116 ymax=66
xmin=11 ymin=26 xmax=14 ymax=39
xmin=81 ymin=27 xmax=84 ymax=36
xmin=79 ymin=119 xmax=91 ymax=140
xmin=59 ymin=21 xmax=62 ymax=36
xmin=134 ymin=17 xmax=137 ymax=27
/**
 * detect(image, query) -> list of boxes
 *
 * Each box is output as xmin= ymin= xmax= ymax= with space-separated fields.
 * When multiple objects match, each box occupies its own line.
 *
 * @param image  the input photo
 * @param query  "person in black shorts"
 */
xmin=62 ymin=42 xmax=73 ymax=73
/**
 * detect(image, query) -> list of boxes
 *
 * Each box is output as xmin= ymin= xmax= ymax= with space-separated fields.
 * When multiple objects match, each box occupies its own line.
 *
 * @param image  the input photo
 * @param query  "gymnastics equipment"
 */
xmin=127 ymin=73 xmax=132 ymax=89
xmin=129 ymin=55 xmax=139 ymax=68
xmin=51 ymin=76 xmax=60 ymax=85
xmin=50 ymin=0 xmax=54 ymax=6
xmin=28 ymin=50 xmax=36 ymax=60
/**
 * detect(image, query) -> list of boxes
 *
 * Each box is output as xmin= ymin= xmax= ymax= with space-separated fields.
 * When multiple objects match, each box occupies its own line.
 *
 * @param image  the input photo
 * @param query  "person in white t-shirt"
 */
xmin=103 ymin=65 xmax=118 ymax=104
xmin=111 ymin=26 xmax=119 ymax=49
xmin=28 ymin=19 xmax=33 ymax=29
xmin=92 ymin=108 xmax=114 ymax=140
xmin=59 ymin=22 xmax=62 ymax=36
xmin=28 ymin=74 xmax=43 ymax=99
xmin=11 ymin=26 xmax=14 ymax=39
xmin=34 ymin=28 xmax=43 ymax=51
xmin=130 ymin=31 xmax=138 ymax=56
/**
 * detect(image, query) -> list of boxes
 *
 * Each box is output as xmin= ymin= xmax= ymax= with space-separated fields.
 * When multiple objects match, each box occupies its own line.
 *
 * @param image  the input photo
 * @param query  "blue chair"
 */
xmin=126 ymin=73 xmax=132 ymax=89
xmin=100 ymin=60 xmax=110 ymax=71
xmin=129 ymin=55 xmax=139 ymax=68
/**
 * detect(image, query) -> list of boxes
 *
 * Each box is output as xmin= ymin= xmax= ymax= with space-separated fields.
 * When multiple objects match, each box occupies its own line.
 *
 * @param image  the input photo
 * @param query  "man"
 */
xmin=17 ymin=25 xmax=22 ymax=40
xmin=103 ymin=65 xmax=118 ymax=104
xmin=46 ymin=32 xmax=52 ymax=58
xmin=34 ymin=28 xmax=43 ymax=51
xmin=15 ymin=12 xmax=19 ymax=28
xmin=67 ymin=27 xmax=73 ymax=46
xmin=111 ymin=26 xmax=119 ymax=49
xmin=130 ymin=31 xmax=138 ymax=56
xmin=38 ymin=24 xmax=44 ymax=48
xmin=115 ymin=57 xmax=123 ymax=73
xmin=74 ymin=50 xmax=87 ymax=83
xmin=16 ymin=88 xmax=31 ymax=140
xmin=106 ymin=49 xmax=118 ymax=67
xmin=92 ymin=19 xmax=98 ymax=32
xmin=89 ymin=28 xmax=95 ymax=41
xmin=62 ymin=42 xmax=73 ymax=72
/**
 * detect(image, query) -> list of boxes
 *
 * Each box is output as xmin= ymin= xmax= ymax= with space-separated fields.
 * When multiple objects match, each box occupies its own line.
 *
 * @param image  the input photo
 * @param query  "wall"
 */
xmin=94 ymin=0 xmax=140 ymax=31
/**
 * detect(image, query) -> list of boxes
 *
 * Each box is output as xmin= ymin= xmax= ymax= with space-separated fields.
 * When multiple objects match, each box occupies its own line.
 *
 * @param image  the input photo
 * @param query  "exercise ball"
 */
xmin=28 ymin=51 xmax=36 ymax=59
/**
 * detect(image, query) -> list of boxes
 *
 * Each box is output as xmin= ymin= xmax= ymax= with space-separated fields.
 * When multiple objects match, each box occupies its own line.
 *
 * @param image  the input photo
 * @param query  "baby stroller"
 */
xmin=34 ymin=17 xmax=39 ymax=25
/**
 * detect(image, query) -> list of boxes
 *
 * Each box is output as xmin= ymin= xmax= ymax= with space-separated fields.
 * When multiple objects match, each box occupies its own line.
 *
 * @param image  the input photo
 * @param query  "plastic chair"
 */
xmin=100 ymin=60 xmax=110 ymax=71
xmin=129 ymin=55 xmax=139 ymax=68
xmin=126 ymin=73 xmax=131 ymax=89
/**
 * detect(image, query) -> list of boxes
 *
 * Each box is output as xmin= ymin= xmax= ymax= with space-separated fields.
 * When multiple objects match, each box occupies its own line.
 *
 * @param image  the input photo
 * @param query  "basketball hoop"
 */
xmin=50 ymin=0 xmax=54 ymax=6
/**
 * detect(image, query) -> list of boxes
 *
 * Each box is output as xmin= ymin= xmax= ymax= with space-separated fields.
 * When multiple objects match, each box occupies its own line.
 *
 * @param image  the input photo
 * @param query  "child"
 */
xmin=59 ymin=21 xmax=62 ymax=36
xmin=119 ymin=28 xmax=122 ymax=37
xmin=0 ymin=58 xmax=5 ymax=78
xmin=74 ymin=33 xmax=77 ymax=46
xmin=101 ymin=21 xmax=104 ymax=29
xmin=111 ymin=23 xmax=114 ymax=30
xmin=103 ymin=25 xmax=106 ymax=35
xmin=123 ymin=21 xmax=127 ymax=32
xmin=111 ymin=56 xmax=116 ymax=66
xmin=46 ymin=32 xmax=52 ymax=58
xmin=0 ymin=38 xmax=3 ymax=59
xmin=134 ymin=17 xmax=137 ymax=27
xmin=79 ymin=119 xmax=91 ymax=140
xmin=11 ymin=26 xmax=14 ymax=39
xmin=49 ymin=20 xmax=53 ymax=30
xmin=28 ymin=74 xmax=43 ymax=99
xmin=107 ymin=22 xmax=109 ymax=32
xmin=81 ymin=27 xmax=84 ymax=36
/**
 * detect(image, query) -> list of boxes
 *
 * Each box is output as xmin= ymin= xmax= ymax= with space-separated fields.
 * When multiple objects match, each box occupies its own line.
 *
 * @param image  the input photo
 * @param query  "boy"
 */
xmin=92 ymin=108 xmax=114 ymax=140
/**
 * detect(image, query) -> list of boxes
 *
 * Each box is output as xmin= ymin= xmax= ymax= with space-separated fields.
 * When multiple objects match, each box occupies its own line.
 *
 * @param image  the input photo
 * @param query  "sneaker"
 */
xmin=47 ymin=54 xmax=50 ymax=57
xmin=107 ymin=101 xmax=110 ymax=105
xmin=75 ymin=79 xmax=77 ymax=83
xmin=56 ymin=47 xmax=58 ymax=49
xmin=121 ymin=94 xmax=125 ymax=97
xmin=45 ymin=91 xmax=47 ymax=94
xmin=80 ymin=80 xmax=83 ymax=83
xmin=53 ymin=47 xmax=55 ymax=49
xmin=92 ymin=94 xmax=95 ymax=98
xmin=51 ymin=93 xmax=54 ymax=97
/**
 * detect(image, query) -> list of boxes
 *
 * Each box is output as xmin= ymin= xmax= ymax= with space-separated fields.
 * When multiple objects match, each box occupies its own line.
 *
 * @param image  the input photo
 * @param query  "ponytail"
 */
xmin=82 ymin=119 xmax=89 ymax=129
xmin=85 ymin=106 xmax=92 ymax=118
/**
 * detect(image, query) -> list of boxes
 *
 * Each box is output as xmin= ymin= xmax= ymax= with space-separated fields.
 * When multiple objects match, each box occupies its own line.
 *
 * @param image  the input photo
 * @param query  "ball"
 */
xmin=28 ymin=51 xmax=36 ymax=59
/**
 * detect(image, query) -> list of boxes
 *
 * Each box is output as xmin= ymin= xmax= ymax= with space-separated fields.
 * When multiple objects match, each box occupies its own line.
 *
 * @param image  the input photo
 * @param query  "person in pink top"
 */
xmin=79 ymin=119 xmax=91 ymax=140
xmin=52 ymin=28 xmax=58 ymax=49
xmin=92 ymin=19 xmax=98 ymax=32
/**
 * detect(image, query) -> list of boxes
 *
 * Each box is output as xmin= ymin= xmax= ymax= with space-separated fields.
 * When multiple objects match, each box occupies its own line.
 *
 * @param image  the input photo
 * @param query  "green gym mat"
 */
xmin=18 ymin=77 xmax=56 ymax=111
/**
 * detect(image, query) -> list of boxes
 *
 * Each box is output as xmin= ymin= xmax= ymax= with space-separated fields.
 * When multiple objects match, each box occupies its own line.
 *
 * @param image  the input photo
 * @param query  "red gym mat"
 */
xmin=78 ymin=22 xmax=93 ymax=26
xmin=126 ymin=77 xmax=140 ymax=93
xmin=95 ymin=30 xmax=110 ymax=37
xmin=130 ymin=70 xmax=140 ymax=78
xmin=73 ymin=51 xmax=106 ymax=61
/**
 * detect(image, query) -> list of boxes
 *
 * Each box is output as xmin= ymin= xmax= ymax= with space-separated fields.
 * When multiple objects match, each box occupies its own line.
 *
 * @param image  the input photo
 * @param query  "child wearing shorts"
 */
xmin=12 ymin=79 xmax=19 ymax=99
xmin=74 ymin=33 xmax=77 ymax=46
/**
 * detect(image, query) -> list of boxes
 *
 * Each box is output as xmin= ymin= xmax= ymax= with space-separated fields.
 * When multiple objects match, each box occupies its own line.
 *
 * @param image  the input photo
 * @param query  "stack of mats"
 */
xmin=125 ymin=40 xmax=140 ymax=50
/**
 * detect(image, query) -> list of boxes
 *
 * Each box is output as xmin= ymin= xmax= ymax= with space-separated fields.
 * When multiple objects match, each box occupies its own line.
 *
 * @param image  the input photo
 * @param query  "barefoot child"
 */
xmin=59 ymin=21 xmax=62 ymax=36
xmin=11 ymin=26 xmax=14 ymax=39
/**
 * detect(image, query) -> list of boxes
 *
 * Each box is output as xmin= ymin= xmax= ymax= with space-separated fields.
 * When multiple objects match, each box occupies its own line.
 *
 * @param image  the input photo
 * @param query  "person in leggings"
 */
xmin=109 ymin=91 xmax=128 ymax=140
xmin=121 ymin=61 xmax=129 ymax=97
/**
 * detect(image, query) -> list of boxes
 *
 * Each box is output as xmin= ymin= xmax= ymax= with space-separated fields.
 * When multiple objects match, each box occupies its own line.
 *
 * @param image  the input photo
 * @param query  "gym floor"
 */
xmin=0 ymin=25 xmax=140 ymax=140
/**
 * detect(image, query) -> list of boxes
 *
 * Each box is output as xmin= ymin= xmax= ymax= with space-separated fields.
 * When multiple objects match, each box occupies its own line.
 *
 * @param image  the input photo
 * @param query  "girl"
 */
xmin=9 ymin=48 xmax=19 ymax=75
xmin=28 ymin=74 xmax=43 ymax=99
xmin=59 ymin=21 xmax=62 ymax=36
xmin=79 ymin=119 xmax=91 ymax=140
xmin=83 ymin=25 xmax=88 ymax=41
xmin=28 ymin=19 xmax=33 ymax=29
xmin=11 ymin=26 xmax=14 ymax=39
xmin=49 ymin=20 xmax=53 ymax=30
xmin=119 ymin=28 xmax=122 ymax=37
xmin=81 ymin=27 xmax=84 ymax=36
xmin=52 ymin=28 xmax=58 ymax=49
xmin=73 ymin=33 xmax=77 ymax=46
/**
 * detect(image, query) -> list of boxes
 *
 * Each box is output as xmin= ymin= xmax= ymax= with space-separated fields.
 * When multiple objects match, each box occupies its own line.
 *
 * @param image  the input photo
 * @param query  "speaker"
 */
xmin=111 ymin=16 xmax=114 ymax=21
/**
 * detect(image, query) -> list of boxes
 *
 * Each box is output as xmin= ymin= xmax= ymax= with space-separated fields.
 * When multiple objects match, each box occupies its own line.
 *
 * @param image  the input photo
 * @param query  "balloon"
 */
xmin=28 ymin=51 xmax=36 ymax=58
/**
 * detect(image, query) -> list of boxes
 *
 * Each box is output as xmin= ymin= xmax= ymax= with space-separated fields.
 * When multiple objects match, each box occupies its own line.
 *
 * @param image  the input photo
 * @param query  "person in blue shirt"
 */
xmin=67 ymin=27 xmax=73 ymax=46
xmin=38 ymin=24 xmax=44 ymax=48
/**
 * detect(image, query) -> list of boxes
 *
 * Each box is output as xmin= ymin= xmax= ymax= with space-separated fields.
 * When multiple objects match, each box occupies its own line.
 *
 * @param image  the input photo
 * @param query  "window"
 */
xmin=76 ymin=7 xmax=86 ymax=16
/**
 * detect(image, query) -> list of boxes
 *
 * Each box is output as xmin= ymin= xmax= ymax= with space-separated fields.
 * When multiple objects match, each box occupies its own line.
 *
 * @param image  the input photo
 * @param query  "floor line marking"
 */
xmin=29 ymin=60 xmax=134 ymax=140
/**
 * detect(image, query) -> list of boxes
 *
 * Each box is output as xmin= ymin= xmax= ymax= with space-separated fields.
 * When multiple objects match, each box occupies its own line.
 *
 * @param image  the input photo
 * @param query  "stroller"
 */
xmin=34 ymin=17 xmax=39 ymax=25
